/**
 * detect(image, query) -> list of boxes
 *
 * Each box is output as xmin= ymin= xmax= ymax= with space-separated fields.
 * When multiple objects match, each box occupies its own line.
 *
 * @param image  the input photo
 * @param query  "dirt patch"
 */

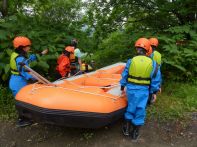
xmin=0 ymin=117 xmax=196 ymax=147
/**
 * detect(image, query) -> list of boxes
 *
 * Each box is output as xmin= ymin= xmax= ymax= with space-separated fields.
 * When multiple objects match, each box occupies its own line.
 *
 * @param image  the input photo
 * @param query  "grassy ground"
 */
xmin=147 ymin=82 xmax=197 ymax=122
xmin=0 ymin=86 xmax=16 ymax=120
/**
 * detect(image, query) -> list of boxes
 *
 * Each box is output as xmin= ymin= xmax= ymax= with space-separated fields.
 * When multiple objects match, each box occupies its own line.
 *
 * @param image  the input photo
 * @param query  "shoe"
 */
xmin=131 ymin=125 xmax=140 ymax=141
xmin=16 ymin=119 xmax=32 ymax=127
xmin=122 ymin=120 xmax=131 ymax=136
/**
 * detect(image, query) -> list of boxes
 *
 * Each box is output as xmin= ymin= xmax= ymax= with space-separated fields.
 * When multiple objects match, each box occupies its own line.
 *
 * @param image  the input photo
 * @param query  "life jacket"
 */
xmin=128 ymin=55 xmax=153 ymax=85
xmin=69 ymin=53 xmax=76 ymax=63
xmin=10 ymin=52 xmax=20 ymax=75
xmin=152 ymin=51 xmax=161 ymax=65
xmin=80 ymin=63 xmax=93 ymax=72
xmin=70 ymin=48 xmax=81 ymax=63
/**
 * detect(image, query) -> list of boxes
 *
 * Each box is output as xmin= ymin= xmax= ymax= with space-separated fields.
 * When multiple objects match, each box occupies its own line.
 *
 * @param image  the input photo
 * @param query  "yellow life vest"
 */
xmin=80 ymin=63 xmax=93 ymax=72
xmin=153 ymin=51 xmax=161 ymax=65
xmin=10 ymin=52 xmax=20 ymax=75
xmin=128 ymin=56 xmax=153 ymax=85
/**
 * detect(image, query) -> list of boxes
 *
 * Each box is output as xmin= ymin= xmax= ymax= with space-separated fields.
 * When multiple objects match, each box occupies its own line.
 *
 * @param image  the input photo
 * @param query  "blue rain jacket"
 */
xmin=9 ymin=54 xmax=37 ymax=97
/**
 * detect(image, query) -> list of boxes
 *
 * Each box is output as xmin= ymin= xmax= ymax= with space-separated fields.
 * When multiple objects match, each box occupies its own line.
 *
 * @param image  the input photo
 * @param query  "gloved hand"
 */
xmin=41 ymin=49 xmax=49 ymax=55
xmin=152 ymin=94 xmax=157 ymax=103
xmin=159 ymin=88 xmax=162 ymax=94
xmin=120 ymin=85 xmax=125 ymax=91
xmin=67 ymin=73 xmax=71 ymax=77
xmin=28 ymin=78 xmax=37 ymax=84
xmin=120 ymin=85 xmax=125 ymax=97
xmin=147 ymin=93 xmax=157 ymax=106
xmin=29 ymin=54 xmax=37 ymax=62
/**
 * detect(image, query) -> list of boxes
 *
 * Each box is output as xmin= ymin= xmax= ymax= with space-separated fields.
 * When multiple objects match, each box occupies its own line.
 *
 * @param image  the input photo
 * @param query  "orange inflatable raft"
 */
xmin=15 ymin=63 xmax=127 ymax=128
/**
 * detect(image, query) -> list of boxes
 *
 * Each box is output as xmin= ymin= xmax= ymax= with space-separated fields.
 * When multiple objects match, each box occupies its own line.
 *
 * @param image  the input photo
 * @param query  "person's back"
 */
xmin=120 ymin=38 xmax=161 ymax=141
xmin=152 ymin=50 xmax=161 ymax=65
xmin=57 ymin=54 xmax=68 ymax=65
xmin=56 ymin=54 xmax=70 ymax=78
xmin=56 ymin=46 xmax=74 ymax=78
xmin=128 ymin=55 xmax=153 ymax=86
xmin=149 ymin=38 xmax=161 ymax=66
xmin=149 ymin=37 xmax=162 ymax=90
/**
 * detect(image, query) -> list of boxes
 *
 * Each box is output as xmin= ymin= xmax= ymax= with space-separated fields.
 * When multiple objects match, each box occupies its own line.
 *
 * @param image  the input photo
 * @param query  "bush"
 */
xmin=91 ymin=31 xmax=133 ymax=68
xmin=159 ymin=24 xmax=197 ymax=82
xmin=0 ymin=85 xmax=16 ymax=119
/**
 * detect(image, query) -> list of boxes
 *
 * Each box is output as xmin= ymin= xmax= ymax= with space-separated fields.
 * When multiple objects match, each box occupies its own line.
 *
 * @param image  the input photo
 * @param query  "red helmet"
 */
xmin=65 ymin=46 xmax=74 ymax=53
xmin=13 ymin=36 xmax=31 ymax=49
xmin=135 ymin=38 xmax=151 ymax=52
xmin=149 ymin=38 xmax=159 ymax=47
xmin=147 ymin=46 xmax=153 ymax=56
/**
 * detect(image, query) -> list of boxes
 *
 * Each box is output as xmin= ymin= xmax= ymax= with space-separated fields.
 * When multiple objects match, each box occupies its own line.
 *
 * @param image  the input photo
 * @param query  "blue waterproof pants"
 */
xmin=125 ymin=88 xmax=149 ymax=126
xmin=9 ymin=75 xmax=28 ymax=97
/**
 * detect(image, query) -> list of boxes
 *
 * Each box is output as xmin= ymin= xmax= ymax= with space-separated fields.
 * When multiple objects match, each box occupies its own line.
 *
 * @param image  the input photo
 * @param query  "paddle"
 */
xmin=19 ymin=62 xmax=52 ymax=85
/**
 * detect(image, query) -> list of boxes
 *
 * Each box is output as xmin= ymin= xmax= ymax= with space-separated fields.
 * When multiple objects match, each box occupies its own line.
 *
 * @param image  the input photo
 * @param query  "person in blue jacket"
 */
xmin=120 ymin=38 xmax=161 ymax=140
xmin=149 ymin=38 xmax=161 ymax=66
xmin=9 ymin=36 xmax=48 ymax=127
xmin=149 ymin=37 xmax=162 ymax=93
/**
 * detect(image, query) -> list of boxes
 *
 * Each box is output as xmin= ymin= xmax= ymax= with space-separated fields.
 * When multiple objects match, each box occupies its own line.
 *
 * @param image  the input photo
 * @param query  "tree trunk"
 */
xmin=2 ymin=0 xmax=8 ymax=17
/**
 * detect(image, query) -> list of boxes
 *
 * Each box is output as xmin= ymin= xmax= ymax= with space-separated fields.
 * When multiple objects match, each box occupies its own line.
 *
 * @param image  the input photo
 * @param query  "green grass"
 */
xmin=147 ymin=82 xmax=197 ymax=122
xmin=0 ymin=85 xmax=16 ymax=120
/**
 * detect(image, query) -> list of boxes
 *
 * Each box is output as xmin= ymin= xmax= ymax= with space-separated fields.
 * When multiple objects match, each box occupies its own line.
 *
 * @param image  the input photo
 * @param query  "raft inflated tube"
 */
xmin=15 ymin=62 xmax=127 ymax=128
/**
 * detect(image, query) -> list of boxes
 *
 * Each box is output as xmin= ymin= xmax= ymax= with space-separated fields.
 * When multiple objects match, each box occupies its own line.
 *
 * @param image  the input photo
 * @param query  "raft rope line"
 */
xmin=55 ymin=71 xmax=82 ymax=81
xmin=53 ymin=70 xmax=120 ymax=89
xmin=54 ymin=75 xmax=119 ymax=89
xmin=31 ymin=77 xmax=120 ymax=90
xmin=54 ymin=70 xmax=120 ymax=82
xmin=62 ymin=79 xmax=120 ymax=89
xmin=30 ymin=84 xmax=123 ymax=101
xmin=82 ymin=74 xmax=120 ymax=81
xmin=30 ymin=69 xmax=124 ymax=100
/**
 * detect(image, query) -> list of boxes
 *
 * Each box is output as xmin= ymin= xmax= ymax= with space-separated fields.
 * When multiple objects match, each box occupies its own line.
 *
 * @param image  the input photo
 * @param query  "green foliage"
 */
xmin=0 ymin=85 xmax=16 ymax=119
xmin=159 ymin=24 xmax=197 ymax=82
xmin=0 ymin=0 xmax=197 ymax=84
xmin=85 ymin=0 xmax=197 ymax=82
xmin=147 ymin=82 xmax=197 ymax=122
xmin=86 ymin=0 xmax=197 ymax=45
xmin=92 ymin=31 xmax=133 ymax=67
xmin=0 ymin=0 xmax=92 ymax=83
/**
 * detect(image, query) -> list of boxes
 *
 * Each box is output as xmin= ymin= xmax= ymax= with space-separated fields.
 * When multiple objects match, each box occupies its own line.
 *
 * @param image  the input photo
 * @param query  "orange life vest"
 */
xmin=69 ymin=53 xmax=76 ymax=62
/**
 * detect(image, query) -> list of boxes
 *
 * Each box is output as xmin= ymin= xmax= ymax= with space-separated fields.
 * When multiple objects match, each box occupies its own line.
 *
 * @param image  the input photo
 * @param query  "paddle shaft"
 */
xmin=22 ymin=64 xmax=52 ymax=84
